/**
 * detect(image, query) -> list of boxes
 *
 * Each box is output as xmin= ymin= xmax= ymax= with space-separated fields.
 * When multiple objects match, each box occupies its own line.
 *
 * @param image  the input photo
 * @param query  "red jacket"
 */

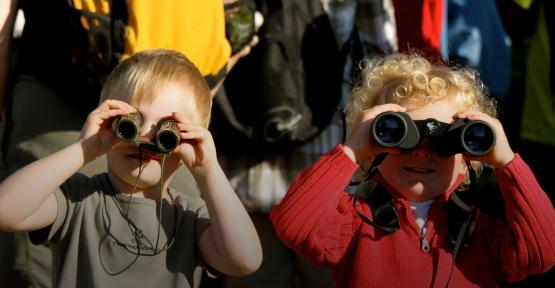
xmin=270 ymin=145 xmax=555 ymax=287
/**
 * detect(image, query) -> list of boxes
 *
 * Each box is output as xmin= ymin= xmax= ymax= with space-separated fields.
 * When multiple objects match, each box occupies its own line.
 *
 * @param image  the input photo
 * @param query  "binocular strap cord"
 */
xmin=445 ymin=161 xmax=478 ymax=288
xmin=351 ymin=153 xmax=395 ymax=233
xmin=113 ymin=147 xmax=175 ymax=256
xmin=100 ymin=148 xmax=146 ymax=275
xmin=338 ymin=106 xmax=347 ymax=144
xmin=349 ymin=153 xmax=388 ymax=186
xmin=155 ymin=154 xmax=176 ymax=253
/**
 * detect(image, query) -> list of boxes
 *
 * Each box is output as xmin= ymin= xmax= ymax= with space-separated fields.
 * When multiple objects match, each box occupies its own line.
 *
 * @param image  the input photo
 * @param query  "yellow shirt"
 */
xmin=71 ymin=0 xmax=231 ymax=77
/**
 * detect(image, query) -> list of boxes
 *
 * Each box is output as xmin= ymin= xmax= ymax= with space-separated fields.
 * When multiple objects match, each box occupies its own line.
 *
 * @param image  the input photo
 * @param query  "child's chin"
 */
xmin=128 ymin=169 xmax=162 ymax=185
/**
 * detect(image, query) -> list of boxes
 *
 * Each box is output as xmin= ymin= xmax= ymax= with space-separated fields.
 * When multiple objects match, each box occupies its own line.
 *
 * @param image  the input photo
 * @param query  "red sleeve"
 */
xmin=269 ymin=145 xmax=360 ymax=265
xmin=488 ymin=154 xmax=555 ymax=281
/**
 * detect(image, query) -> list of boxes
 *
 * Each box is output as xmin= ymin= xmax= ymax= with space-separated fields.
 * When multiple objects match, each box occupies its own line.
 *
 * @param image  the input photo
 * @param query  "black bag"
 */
xmin=17 ymin=0 xmax=127 ymax=112
xmin=210 ymin=0 xmax=347 ymax=154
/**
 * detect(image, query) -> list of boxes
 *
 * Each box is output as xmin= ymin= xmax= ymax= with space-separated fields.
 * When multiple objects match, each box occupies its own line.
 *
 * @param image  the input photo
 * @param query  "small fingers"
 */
xmin=358 ymin=103 xmax=406 ymax=123
xmin=454 ymin=110 xmax=491 ymax=122
xmin=254 ymin=11 xmax=264 ymax=31
xmin=97 ymin=99 xmax=135 ymax=113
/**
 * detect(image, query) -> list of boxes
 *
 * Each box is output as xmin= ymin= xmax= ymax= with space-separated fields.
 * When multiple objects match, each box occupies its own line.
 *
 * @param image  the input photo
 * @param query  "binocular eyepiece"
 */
xmin=370 ymin=112 xmax=495 ymax=156
xmin=113 ymin=112 xmax=181 ymax=154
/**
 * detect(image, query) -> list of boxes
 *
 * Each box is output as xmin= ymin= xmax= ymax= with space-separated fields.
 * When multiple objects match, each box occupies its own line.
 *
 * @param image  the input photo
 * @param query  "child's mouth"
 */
xmin=128 ymin=152 xmax=161 ymax=162
xmin=404 ymin=167 xmax=435 ymax=174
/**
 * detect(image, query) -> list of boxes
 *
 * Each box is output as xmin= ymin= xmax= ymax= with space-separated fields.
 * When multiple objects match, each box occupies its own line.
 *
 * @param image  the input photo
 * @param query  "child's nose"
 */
xmin=139 ymin=123 xmax=158 ymax=140
xmin=411 ymin=138 xmax=433 ymax=159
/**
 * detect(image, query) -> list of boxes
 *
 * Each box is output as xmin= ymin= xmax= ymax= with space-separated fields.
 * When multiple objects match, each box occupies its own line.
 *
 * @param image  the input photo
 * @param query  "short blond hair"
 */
xmin=346 ymin=53 xmax=498 ymax=130
xmin=100 ymin=48 xmax=212 ymax=127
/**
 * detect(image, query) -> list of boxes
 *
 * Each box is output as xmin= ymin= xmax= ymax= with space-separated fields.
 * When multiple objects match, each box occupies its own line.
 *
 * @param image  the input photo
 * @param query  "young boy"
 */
xmin=0 ymin=48 xmax=262 ymax=287
xmin=270 ymin=53 xmax=555 ymax=287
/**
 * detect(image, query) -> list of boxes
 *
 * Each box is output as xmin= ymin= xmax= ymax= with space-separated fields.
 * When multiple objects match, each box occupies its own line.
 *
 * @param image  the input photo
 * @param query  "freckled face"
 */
xmin=107 ymin=85 xmax=199 ymax=190
xmin=378 ymin=100 xmax=467 ymax=201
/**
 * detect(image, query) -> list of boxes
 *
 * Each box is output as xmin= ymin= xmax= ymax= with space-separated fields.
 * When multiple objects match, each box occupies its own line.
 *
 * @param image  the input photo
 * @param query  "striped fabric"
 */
xmin=219 ymin=0 xmax=397 ymax=213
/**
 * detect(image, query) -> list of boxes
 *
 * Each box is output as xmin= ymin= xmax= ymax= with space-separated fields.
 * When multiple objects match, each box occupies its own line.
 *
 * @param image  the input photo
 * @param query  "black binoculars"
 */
xmin=370 ymin=112 xmax=495 ymax=156
xmin=113 ymin=112 xmax=181 ymax=154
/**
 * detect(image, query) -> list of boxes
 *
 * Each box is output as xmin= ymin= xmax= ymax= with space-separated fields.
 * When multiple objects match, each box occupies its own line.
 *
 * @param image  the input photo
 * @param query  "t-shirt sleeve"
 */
xmin=29 ymin=173 xmax=90 ymax=245
xmin=193 ymin=202 xmax=211 ymax=247
xmin=176 ymin=192 xmax=211 ymax=255
xmin=270 ymin=144 xmax=361 ymax=266
xmin=485 ymin=154 xmax=555 ymax=282
xmin=179 ymin=193 xmax=218 ymax=276
xmin=29 ymin=188 xmax=68 ymax=245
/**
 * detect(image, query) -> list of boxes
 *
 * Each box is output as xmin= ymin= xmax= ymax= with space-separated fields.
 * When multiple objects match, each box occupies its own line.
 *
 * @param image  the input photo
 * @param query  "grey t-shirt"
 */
xmin=31 ymin=173 xmax=211 ymax=288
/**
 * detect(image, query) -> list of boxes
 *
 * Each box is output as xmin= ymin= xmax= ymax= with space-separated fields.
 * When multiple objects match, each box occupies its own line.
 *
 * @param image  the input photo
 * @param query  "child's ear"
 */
xmin=455 ymin=155 xmax=468 ymax=175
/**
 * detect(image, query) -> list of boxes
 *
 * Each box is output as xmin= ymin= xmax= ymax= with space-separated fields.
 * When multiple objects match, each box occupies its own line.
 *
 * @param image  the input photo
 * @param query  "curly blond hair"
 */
xmin=345 ymin=53 xmax=498 ymax=130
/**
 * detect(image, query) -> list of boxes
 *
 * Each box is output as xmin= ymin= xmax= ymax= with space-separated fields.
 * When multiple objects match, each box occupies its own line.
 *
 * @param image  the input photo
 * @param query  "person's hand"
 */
xmin=79 ymin=100 xmax=135 ymax=162
xmin=172 ymin=112 xmax=219 ymax=175
xmin=455 ymin=110 xmax=515 ymax=169
xmin=210 ymin=10 xmax=264 ymax=98
xmin=343 ymin=104 xmax=406 ymax=165
xmin=226 ymin=11 xmax=264 ymax=70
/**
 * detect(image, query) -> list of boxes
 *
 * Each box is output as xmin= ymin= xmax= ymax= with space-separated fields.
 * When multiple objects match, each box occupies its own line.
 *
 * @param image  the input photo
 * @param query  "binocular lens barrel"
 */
xmin=156 ymin=121 xmax=180 ymax=153
xmin=114 ymin=113 xmax=142 ymax=141
xmin=374 ymin=115 xmax=406 ymax=146
xmin=371 ymin=112 xmax=419 ymax=150
xmin=461 ymin=122 xmax=495 ymax=156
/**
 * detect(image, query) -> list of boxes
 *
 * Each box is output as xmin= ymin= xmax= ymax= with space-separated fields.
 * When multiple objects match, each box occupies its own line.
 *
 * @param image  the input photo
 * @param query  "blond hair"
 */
xmin=100 ymin=48 xmax=212 ymax=127
xmin=346 ymin=53 xmax=498 ymax=130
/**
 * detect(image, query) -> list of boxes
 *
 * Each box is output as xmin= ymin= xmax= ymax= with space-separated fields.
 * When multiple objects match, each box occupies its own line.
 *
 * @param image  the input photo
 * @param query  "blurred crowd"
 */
xmin=0 ymin=0 xmax=552 ymax=287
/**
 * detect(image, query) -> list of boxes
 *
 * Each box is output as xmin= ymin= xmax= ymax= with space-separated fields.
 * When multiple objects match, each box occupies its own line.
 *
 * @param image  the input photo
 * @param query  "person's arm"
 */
xmin=486 ymin=155 xmax=555 ymax=281
xmin=0 ymin=100 xmax=134 ymax=232
xmin=454 ymin=110 xmax=554 ymax=280
xmin=269 ymin=145 xmax=360 ymax=265
xmin=0 ymin=0 xmax=18 ymax=118
xmin=209 ymin=0 xmax=262 ymax=98
xmin=172 ymin=112 xmax=262 ymax=276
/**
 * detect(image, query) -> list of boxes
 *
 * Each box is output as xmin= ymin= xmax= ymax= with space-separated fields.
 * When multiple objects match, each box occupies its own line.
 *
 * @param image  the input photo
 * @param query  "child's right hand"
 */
xmin=79 ymin=100 xmax=136 ymax=162
xmin=343 ymin=104 xmax=406 ymax=165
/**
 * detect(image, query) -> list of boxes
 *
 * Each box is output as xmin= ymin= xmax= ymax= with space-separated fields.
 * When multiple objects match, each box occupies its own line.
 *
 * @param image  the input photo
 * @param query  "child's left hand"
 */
xmin=171 ymin=112 xmax=219 ymax=175
xmin=455 ymin=110 xmax=515 ymax=169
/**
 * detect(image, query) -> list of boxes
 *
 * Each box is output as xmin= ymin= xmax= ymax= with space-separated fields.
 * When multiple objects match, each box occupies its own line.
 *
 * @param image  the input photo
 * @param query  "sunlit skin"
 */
xmin=0 ymin=82 xmax=263 ymax=276
xmin=377 ymin=100 xmax=467 ymax=201
xmin=343 ymin=99 xmax=515 ymax=202
xmin=106 ymin=84 xmax=199 ymax=199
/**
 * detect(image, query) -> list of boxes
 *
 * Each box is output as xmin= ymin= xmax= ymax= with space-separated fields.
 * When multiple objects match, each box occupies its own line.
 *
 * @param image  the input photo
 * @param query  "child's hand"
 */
xmin=344 ymin=104 xmax=406 ymax=165
xmin=172 ymin=112 xmax=218 ymax=175
xmin=455 ymin=110 xmax=515 ymax=168
xmin=79 ymin=100 xmax=135 ymax=162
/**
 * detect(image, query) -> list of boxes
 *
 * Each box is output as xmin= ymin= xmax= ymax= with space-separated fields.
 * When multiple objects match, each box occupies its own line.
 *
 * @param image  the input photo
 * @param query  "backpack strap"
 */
xmin=110 ymin=0 xmax=128 ymax=67
xmin=204 ymin=65 xmax=228 ymax=89
xmin=447 ymin=161 xmax=479 ymax=259
xmin=213 ymin=88 xmax=253 ymax=137
xmin=354 ymin=180 xmax=401 ymax=234
xmin=351 ymin=153 xmax=400 ymax=234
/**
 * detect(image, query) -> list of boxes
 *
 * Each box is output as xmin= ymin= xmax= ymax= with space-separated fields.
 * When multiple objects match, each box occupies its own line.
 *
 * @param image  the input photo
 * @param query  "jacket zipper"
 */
xmin=421 ymin=226 xmax=430 ymax=252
